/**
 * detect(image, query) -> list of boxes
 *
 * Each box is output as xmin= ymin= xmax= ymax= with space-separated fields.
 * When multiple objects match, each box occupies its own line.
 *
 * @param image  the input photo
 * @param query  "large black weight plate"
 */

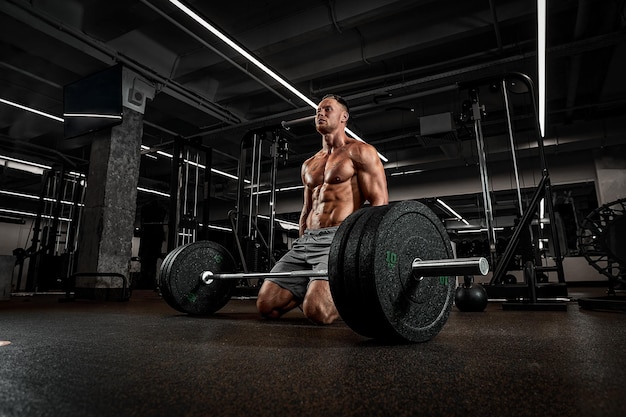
xmin=343 ymin=206 xmax=389 ymax=337
xmin=328 ymin=206 xmax=369 ymax=331
xmin=330 ymin=206 xmax=389 ymax=338
xmin=371 ymin=200 xmax=455 ymax=342
xmin=158 ymin=243 xmax=186 ymax=310
xmin=355 ymin=204 xmax=395 ymax=339
xmin=158 ymin=241 xmax=236 ymax=315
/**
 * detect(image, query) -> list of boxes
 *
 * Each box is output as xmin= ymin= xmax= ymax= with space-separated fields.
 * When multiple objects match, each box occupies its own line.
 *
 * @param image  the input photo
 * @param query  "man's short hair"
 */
xmin=322 ymin=94 xmax=350 ymax=115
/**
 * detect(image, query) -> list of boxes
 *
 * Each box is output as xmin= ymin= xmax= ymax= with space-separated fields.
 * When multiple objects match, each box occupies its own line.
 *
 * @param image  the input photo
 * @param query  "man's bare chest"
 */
xmin=306 ymin=155 xmax=355 ymax=187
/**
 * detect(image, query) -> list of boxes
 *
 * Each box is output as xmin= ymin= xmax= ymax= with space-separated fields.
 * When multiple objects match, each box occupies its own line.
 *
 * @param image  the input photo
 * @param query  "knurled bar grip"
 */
xmin=200 ymin=257 xmax=488 ymax=284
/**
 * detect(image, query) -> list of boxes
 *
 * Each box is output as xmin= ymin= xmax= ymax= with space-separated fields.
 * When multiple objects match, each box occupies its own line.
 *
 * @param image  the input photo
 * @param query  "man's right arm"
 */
xmin=299 ymin=163 xmax=313 ymax=236
xmin=299 ymin=189 xmax=312 ymax=236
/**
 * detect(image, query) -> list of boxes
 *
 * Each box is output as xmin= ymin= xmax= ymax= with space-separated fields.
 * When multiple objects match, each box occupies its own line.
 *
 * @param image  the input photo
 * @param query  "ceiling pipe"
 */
xmin=310 ymin=41 xmax=535 ymax=97
xmin=488 ymin=0 xmax=504 ymax=52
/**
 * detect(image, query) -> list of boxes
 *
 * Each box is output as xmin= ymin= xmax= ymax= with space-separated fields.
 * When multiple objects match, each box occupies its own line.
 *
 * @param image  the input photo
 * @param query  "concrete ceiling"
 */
xmin=1 ymin=0 xmax=625 ymax=224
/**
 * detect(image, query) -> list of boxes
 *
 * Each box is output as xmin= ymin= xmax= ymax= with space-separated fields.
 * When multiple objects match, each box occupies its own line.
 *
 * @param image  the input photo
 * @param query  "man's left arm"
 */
xmin=356 ymin=144 xmax=389 ymax=207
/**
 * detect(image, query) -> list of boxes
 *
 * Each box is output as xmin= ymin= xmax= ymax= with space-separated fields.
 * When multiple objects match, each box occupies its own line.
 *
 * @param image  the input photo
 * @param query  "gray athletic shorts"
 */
xmin=265 ymin=226 xmax=339 ymax=301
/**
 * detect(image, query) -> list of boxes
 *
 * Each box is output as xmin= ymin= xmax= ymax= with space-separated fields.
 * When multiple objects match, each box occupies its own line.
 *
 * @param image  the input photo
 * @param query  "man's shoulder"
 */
xmin=346 ymin=138 xmax=377 ymax=157
xmin=304 ymin=149 xmax=327 ymax=162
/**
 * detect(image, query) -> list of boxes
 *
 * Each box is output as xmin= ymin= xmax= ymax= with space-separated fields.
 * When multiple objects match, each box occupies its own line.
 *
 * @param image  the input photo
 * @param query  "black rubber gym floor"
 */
xmin=1 ymin=287 xmax=625 ymax=417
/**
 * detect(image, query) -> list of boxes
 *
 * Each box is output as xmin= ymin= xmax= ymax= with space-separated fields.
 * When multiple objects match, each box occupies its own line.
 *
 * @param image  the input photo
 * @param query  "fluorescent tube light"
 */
xmin=0 ymin=155 xmax=50 ymax=175
xmin=169 ymin=0 xmax=316 ymax=109
xmin=538 ymin=0 xmax=546 ymax=137
xmin=0 ymin=207 xmax=72 ymax=222
xmin=390 ymin=169 xmax=424 ymax=177
xmin=63 ymin=113 xmax=122 ymax=120
xmin=0 ymin=190 xmax=39 ymax=200
xmin=168 ymin=0 xmax=387 ymax=162
xmin=137 ymin=187 xmax=171 ymax=198
xmin=436 ymin=198 xmax=470 ymax=226
xmin=0 ymin=189 xmax=85 ymax=208
xmin=278 ymin=185 xmax=305 ymax=192
xmin=457 ymin=227 xmax=505 ymax=234
xmin=252 ymin=185 xmax=305 ymax=196
xmin=257 ymin=214 xmax=299 ymax=230
xmin=143 ymin=146 xmax=244 ymax=182
xmin=0 ymin=98 xmax=64 ymax=122
xmin=207 ymin=224 xmax=232 ymax=232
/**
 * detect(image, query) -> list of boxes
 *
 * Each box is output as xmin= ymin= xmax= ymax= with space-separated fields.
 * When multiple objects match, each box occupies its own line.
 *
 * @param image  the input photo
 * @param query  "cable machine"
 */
xmin=167 ymin=138 xmax=213 ymax=252
xmin=232 ymin=128 xmax=289 ymax=274
xmin=18 ymin=166 xmax=86 ymax=292
xmin=464 ymin=73 xmax=567 ymax=309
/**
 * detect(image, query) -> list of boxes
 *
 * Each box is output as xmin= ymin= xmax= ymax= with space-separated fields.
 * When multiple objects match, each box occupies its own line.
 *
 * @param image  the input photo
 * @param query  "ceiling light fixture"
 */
xmin=168 ymin=0 xmax=387 ymax=162
xmin=0 ymin=207 xmax=72 ymax=222
xmin=0 ymin=155 xmax=84 ymax=179
xmin=0 ymin=189 xmax=84 ymax=207
xmin=0 ymin=98 xmax=64 ymax=122
xmin=0 ymin=155 xmax=50 ymax=175
xmin=436 ymin=198 xmax=470 ymax=226
xmin=137 ymin=186 xmax=170 ymax=198
xmin=0 ymin=189 xmax=40 ymax=201
xmin=142 ymin=145 xmax=243 ymax=182
xmin=390 ymin=169 xmax=424 ymax=177
xmin=63 ymin=113 xmax=122 ymax=120
xmin=537 ymin=0 xmax=546 ymax=137
xmin=457 ymin=227 xmax=505 ymax=234
xmin=257 ymin=214 xmax=299 ymax=230
xmin=206 ymin=224 xmax=232 ymax=232
xmin=253 ymin=185 xmax=305 ymax=196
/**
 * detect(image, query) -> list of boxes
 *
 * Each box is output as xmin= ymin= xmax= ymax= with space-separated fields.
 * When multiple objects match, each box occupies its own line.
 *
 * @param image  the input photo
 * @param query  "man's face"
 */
xmin=315 ymin=98 xmax=348 ymax=134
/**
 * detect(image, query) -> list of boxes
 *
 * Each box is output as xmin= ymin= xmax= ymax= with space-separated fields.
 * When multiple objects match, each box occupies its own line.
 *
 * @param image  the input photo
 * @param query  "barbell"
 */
xmin=200 ymin=257 xmax=488 ymax=283
xmin=158 ymin=200 xmax=489 ymax=343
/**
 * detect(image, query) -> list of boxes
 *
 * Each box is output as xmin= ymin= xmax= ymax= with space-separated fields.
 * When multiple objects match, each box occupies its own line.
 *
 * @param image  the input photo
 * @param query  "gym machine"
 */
xmin=17 ymin=165 xmax=86 ymax=293
xmin=167 ymin=137 xmax=214 ymax=252
xmin=231 ymin=128 xmax=289 ymax=275
xmin=461 ymin=73 xmax=567 ymax=310
xmin=578 ymin=198 xmax=626 ymax=312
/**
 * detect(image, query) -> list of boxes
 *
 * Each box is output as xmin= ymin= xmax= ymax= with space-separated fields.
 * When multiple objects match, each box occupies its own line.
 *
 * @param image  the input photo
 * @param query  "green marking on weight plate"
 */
xmin=214 ymin=254 xmax=223 ymax=264
xmin=386 ymin=251 xmax=397 ymax=269
xmin=187 ymin=292 xmax=197 ymax=303
xmin=439 ymin=276 xmax=449 ymax=285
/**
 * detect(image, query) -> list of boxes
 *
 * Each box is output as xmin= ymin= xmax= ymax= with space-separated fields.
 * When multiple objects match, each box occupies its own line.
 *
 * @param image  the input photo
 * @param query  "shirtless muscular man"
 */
xmin=256 ymin=94 xmax=389 ymax=324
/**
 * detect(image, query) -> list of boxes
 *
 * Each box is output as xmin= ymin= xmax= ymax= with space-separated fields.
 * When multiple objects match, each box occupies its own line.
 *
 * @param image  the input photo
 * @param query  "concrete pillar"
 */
xmin=594 ymin=145 xmax=626 ymax=205
xmin=75 ymin=108 xmax=143 ymax=296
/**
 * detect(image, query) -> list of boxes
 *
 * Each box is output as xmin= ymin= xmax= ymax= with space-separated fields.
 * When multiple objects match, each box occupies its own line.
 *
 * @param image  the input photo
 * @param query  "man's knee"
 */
xmin=256 ymin=295 xmax=276 ymax=318
xmin=302 ymin=280 xmax=339 ymax=324
xmin=256 ymin=281 xmax=276 ymax=316
xmin=302 ymin=301 xmax=338 ymax=325
xmin=256 ymin=280 xmax=297 ymax=318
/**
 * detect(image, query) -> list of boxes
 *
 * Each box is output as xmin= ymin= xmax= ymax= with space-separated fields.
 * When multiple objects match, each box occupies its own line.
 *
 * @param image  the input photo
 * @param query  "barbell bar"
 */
xmin=201 ymin=269 xmax=328 ymax=283
xmin=410 ymin=257 xmax=490 ymax=277
xmin=200 ymin=256 xmax=488 ymax=285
